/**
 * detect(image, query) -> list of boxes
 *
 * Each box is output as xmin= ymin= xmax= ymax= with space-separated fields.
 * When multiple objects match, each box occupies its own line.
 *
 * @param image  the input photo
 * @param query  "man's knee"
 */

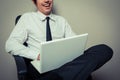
xmin=94 ymin=44 xmax=113 ymax=61
xmin=86 ymin=44 xmax=113 ymax=60
xmin=98 ymin=44 xmax=113 ymax=55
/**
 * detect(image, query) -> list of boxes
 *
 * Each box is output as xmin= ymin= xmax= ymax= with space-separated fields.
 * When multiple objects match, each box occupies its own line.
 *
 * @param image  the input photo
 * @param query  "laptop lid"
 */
xmin=31 ymin=33 xmax=88 ymax=73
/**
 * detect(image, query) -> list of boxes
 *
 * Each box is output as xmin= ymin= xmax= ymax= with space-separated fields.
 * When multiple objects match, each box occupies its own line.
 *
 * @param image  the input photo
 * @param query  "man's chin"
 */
xmin=44 ymin=10 xmax=51 ymax=15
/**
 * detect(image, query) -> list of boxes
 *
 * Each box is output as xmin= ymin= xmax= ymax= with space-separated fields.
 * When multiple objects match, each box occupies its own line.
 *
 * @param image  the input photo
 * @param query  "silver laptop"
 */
xmin=31 ymin=33 xmax=88 ymax=73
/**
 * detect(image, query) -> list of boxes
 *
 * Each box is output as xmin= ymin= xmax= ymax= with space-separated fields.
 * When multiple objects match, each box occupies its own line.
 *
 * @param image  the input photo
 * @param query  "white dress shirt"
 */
xmin=5 ymin=11 xmax=76 ymax=60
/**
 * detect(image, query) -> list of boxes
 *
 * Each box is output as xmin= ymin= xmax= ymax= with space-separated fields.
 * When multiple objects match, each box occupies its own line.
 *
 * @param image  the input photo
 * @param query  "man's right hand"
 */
xmin=37 ymin=54 xmax=40 ymax=60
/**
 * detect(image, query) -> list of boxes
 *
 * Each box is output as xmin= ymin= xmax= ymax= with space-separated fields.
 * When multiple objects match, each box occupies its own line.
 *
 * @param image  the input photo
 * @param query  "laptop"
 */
xmin=31 ymin=33 xmax=88 ymax=73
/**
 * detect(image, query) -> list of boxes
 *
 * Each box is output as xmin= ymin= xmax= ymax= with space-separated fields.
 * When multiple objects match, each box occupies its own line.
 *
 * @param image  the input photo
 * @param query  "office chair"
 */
xmin=13 ymin=15 xmax=29 ymax=80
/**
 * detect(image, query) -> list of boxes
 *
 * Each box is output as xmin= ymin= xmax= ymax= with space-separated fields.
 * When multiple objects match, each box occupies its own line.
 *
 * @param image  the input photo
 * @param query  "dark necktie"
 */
xmin=46 ymin=17 xmax=52 ymax=41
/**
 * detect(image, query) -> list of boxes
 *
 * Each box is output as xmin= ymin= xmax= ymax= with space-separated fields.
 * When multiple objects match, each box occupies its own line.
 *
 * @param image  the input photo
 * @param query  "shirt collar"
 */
xmin=37 ymin=11 xmax=56 ymax=22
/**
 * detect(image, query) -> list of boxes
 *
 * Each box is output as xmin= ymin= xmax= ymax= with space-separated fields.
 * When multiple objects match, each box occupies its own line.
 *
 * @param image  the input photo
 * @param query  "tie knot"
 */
xmin=46 ymin=17 xmax=50 ymax=21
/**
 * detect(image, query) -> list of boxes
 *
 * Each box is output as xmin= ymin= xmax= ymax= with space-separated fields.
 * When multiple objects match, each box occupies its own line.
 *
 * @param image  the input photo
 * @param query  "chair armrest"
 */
xmin=13 ymin=55 xmax=27 ymax=80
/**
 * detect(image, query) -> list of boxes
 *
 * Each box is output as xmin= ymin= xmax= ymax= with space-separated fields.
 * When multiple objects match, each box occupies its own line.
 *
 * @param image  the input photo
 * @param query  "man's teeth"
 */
xmin=44 ymin=4 xmax=50 ymax=7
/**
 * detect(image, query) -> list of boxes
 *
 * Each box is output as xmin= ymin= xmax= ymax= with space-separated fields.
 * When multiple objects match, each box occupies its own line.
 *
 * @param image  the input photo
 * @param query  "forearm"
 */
xmin=5 ymin=38 xmax=39 ymax=60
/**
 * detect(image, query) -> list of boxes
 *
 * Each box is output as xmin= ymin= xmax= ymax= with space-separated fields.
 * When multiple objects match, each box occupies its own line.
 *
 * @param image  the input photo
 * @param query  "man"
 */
xmin=5 ymin=0 xmax=113 ymax=80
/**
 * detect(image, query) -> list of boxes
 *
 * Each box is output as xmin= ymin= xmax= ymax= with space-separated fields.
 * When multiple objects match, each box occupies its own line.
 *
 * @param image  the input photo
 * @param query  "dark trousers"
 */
xmin=27 ymin=44 xmax=113 ymax=80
